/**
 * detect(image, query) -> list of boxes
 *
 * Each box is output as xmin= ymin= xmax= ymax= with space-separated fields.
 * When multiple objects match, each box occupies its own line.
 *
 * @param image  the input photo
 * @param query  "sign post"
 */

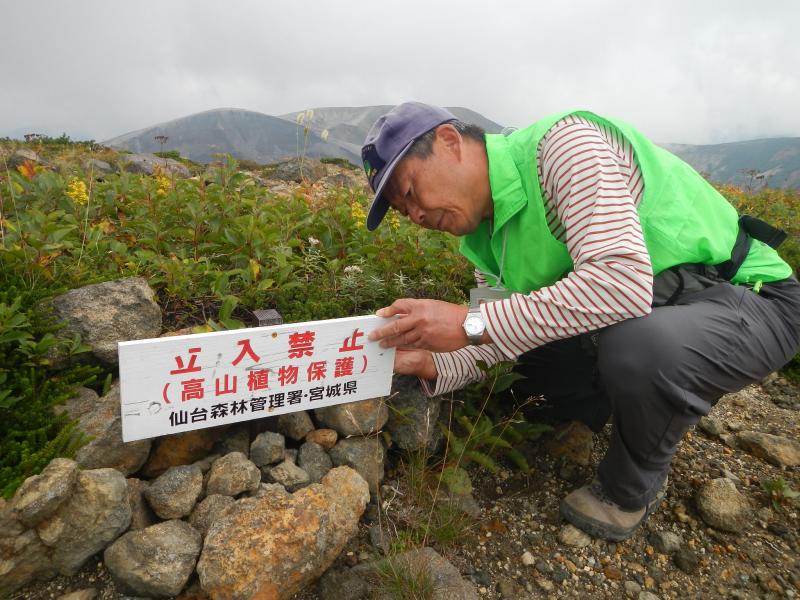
xmin=118 ymin=315 xmax=395 ymax=442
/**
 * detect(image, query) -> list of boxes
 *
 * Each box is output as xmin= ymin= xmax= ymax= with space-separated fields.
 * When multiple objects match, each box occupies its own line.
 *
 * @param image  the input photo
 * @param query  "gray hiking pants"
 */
xmin=513 ymin=277 xmax=800 ymax=510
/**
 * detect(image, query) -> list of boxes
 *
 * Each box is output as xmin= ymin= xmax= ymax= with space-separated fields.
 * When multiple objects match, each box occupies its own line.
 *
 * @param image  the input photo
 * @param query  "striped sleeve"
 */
xmin=483 ymin=116 xmax=653 ymax=358
xmin=420 ymin=115 xmax=653 ymax=396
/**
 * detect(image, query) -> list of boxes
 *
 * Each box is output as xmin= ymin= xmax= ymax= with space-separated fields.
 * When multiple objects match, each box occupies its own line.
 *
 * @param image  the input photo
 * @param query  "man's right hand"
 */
xmin=394 ymin=348 xmax=437 ymax=380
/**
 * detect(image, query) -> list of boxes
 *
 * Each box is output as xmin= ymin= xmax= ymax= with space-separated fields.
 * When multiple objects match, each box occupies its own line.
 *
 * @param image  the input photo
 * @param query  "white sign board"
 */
xmin=118 ymin=315 xmax=395 ymax=442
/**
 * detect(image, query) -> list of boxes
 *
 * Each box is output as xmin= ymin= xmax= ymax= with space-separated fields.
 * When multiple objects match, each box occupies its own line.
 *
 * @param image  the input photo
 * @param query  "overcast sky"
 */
xmin=2 ymin=0 xmax=799 ymax=145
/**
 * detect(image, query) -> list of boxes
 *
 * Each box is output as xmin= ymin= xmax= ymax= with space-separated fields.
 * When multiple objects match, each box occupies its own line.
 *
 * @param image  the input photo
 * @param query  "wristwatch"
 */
xmin=462 ymin=308 xmax=486 ymax=345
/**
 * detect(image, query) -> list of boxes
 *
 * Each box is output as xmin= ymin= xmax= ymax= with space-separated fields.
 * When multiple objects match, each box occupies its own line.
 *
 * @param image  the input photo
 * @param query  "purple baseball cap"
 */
xmin=361 ymin=102 xmax=457 ymax=230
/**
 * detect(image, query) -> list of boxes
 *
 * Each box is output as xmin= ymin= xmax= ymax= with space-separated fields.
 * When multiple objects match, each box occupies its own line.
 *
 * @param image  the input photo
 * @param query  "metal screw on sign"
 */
xmin=253 ymin=309 xmax=283 ymax=327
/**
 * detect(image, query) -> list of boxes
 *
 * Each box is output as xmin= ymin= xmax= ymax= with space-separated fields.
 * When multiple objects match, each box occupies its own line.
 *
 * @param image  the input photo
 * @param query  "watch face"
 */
xmin=464 ymin=315 xmax=484 ymax=336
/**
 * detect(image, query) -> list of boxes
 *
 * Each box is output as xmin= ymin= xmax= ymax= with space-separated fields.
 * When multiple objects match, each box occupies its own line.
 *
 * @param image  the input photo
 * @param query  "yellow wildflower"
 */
xmin=66 ymin=177 xmax=89 ymax=205
xmin=154 ymin=171 xmax=172 ymax=197
xmin=350 ymin=201 xmax=366 ymax=224
xmin=388 ymin=211 xmax=401 ymax=231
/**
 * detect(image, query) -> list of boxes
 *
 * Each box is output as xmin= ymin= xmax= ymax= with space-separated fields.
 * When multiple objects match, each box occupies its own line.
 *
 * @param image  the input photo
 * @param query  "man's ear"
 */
xmin=434 ymin=123 xmax=462 ymax=159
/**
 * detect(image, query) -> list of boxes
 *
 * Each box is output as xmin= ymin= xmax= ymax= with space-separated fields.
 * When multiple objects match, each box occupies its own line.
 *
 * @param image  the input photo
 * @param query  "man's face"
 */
xmin=383 ymin=126 xmax=490 ymax=236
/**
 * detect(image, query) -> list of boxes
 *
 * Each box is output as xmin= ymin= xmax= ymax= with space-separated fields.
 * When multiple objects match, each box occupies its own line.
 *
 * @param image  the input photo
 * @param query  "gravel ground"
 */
xmin=10 ymin=379 xmax=799 ymax=600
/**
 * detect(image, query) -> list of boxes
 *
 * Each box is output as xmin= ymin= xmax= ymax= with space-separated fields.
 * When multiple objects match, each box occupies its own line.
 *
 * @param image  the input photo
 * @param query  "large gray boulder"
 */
xmin=120 ymin=153 xmax=191 ymax=178
xmin=104 ymin=520 xmax=201 ymax=597
xmin=386 ymin=375 xmax=442 ymax=452
xmin=74 ymin=381 xmax=152 ymax=475
xmin=197 ymin=467 xmax=369 ymax=600
xmin=51 ymin=277 xmax=162 ymax=366
xmin=269 ymin=157 xmax=326 ymax=183
xmin=314 ymin=399 xmax=388 ymax=437
xmin=329 ymin=437 xmax=385 ymax=495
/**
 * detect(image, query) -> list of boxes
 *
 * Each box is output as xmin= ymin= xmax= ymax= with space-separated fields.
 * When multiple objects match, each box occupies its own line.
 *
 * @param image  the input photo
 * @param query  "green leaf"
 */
xmin=463 ymin=450 xmax=497 ymax=472
xmin=440 ymin=466 xmax=473 ymax=495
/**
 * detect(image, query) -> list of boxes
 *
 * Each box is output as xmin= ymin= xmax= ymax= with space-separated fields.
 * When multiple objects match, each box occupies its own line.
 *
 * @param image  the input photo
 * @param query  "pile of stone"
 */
xmin=1 ymin=277 xmax=448 ymax=599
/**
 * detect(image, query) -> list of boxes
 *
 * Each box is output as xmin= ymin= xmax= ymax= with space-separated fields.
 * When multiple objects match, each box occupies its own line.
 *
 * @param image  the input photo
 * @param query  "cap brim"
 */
xmin=366 ymin=139 xmax=414 ymax=231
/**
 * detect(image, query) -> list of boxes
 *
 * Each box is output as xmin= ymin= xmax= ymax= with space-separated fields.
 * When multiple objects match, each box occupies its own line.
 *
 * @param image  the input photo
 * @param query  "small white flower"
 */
xmin=321 ymin=129 xmax=329 ymax=142
xmin=305 ymin=108 xmax=314 ymax=121
xmin=308 ymin=236 xmax=320 ymax=246
xmin=344 ymin=265 xmax=363 ymax=274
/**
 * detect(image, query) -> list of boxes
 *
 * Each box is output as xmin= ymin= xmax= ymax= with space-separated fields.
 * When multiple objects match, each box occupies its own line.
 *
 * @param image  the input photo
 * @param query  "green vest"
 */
xmin=460 ymin=111 xmax=792 ymax=294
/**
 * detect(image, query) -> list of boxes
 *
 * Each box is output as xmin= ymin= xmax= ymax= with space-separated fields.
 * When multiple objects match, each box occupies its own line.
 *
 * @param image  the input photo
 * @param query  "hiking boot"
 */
xmin=559 ymin=477 xmax=667 ymax=542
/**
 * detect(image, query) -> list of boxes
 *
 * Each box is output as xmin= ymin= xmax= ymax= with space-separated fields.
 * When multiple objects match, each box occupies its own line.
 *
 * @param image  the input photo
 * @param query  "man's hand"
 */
xmin=369 ymin=298 xmax=469 ymax=352
xmin=394 ymin=348 xmax=437 ymax=380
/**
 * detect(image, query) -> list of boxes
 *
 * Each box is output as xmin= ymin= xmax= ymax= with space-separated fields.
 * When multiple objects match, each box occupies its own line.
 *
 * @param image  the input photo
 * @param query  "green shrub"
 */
xmin=0 ymin=271 xmax=99 ymax=498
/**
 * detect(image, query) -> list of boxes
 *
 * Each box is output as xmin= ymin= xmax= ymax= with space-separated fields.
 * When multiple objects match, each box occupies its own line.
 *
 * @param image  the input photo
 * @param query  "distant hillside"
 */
xmin=104 ymin=108 xmax=360 ymax=164
xmin=663 ymin=138 xmax=800 ymax=189
xmin=104 ymin=106 xmax=504 ymax=166
xmin=278 ymin=106 xmax=505 ymax=156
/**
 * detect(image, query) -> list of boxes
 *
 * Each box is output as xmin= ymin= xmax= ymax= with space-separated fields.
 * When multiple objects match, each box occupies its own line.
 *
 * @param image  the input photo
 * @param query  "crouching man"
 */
xmin=361 ymin=102 xmax=800 ymax=541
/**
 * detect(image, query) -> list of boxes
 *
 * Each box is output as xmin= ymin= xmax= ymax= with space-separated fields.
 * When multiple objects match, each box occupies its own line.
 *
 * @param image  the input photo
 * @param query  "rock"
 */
xmin=735 ymin=431 xmax=800 ymax=467
xmin=604 ymin=565 xmax=623 ymax=580
xmin=277 ymin=411 xmax=314 ymax=441
xmin=205 ymin=452 xmax=261 ymax=496
xmin=247 ymin=482 xmax=289 ymax=498
xmin=9 ymin=458 xmax=78 ymax=527
xmin=385 ymin=375 xmax=442 ymax=452
xmin=546 ymin=421 xmax=593 ymax=466
xmin=698 ymin=416 xmax=725 ymax=437
xmin=316 ymin=567 xmax=370 ymax=600
xmin=250 ymin=431 xmax=285 ymax=467
xmin=329 ymin=436 xmax=385 ymax=495
xmin=497 ymin=576 xmax=524 ymax=598
xmin=188 ymin=494 xmax=236 ymax=537
xmin=52 ymin=387 xmax=99 ymax=420
xmin=298 ymin=441 xmax=333 ymax=483
xmin=558 ymin=523 xmax=592 ymax=547
xmin=521 ymin=551 xmax=535 ymax=566
xmin=269 ymin=157 xmax=327 ymax=183
xmin=74 ymin=382 xmax=152 ymax=475
xmin=120 ymin=153 xmax=191 ymax=178
xmin=85 ymin=158 xmax=115 ymax=175
xmin=104 ymin=520 xmax=201 ymax=597
xmin=140 ymin=427 xmax=226 ymax=478
xmin=536 ymin=578 xmax=555 ymax=592
xmin=369 ymin=523 xmax=389 ymax=554
xmin=42 ymin=467 xmax=131 ymax=575
xmin=285 ymin=448 xmax=299 ymax=463
xmin=314 ymin=399 xmax=388 ymax=437
xmin=638 ymin=593 xmax=661 ymax=600
xmin=57 ymin=589 xmax=98 ymax=600
xmin=625 ymin=580 xmax=642 ymax=598
xmin=306 ymin=428 xmax=338 ymax=450
xmin=651 ymin=530 xmax=682 ymax=554
xmin=673 ymin=546 xmax=700 ymax=574
xmin=358 ymin=547 xmax=478 ymax=600
xmin=696 ymin=478 xmax=752 ymax=532
xmin=211 ymin=423 xmax=251 ymax=457
xmin=7 ymin=148 xmax=41 ymax=169
xmin=265 ymin=459 xmax=311 ymax=492
xmin=0 ymin=514 xmax=55 ymax=596
xmin=143 ymin=464 xmax=203 ymax=519
xmin=192 ymin=452 xmax=221 ymax=474
xmin=197 ymin=466 xmax=369 ymax=600
xmin=51 ymin=277 xmax=162 ymax=366
xmin=125 ymin=478 xmax=157 ymax=531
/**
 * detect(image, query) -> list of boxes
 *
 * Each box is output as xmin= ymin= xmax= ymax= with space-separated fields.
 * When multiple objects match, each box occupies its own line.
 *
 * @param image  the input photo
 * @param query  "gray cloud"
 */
xmin=2 ymin=0 xmax=798 ymax=144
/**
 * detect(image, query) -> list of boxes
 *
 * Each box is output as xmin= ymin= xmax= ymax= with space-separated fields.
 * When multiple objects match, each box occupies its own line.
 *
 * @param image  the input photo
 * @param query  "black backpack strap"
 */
xmin=739 ymin=214 xmax=788 ymax=249
xmin=713 ymin=225 xmax=752 ymax=281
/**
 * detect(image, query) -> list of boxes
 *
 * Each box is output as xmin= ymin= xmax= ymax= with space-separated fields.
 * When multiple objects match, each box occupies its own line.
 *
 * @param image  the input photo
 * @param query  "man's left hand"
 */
xmin=369 ymin=299 xmax=469 ymax=352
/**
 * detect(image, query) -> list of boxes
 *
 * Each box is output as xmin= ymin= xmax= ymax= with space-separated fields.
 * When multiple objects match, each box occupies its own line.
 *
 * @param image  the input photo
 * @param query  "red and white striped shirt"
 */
xmin=422 ymin=115 xmax=653 ymax=396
